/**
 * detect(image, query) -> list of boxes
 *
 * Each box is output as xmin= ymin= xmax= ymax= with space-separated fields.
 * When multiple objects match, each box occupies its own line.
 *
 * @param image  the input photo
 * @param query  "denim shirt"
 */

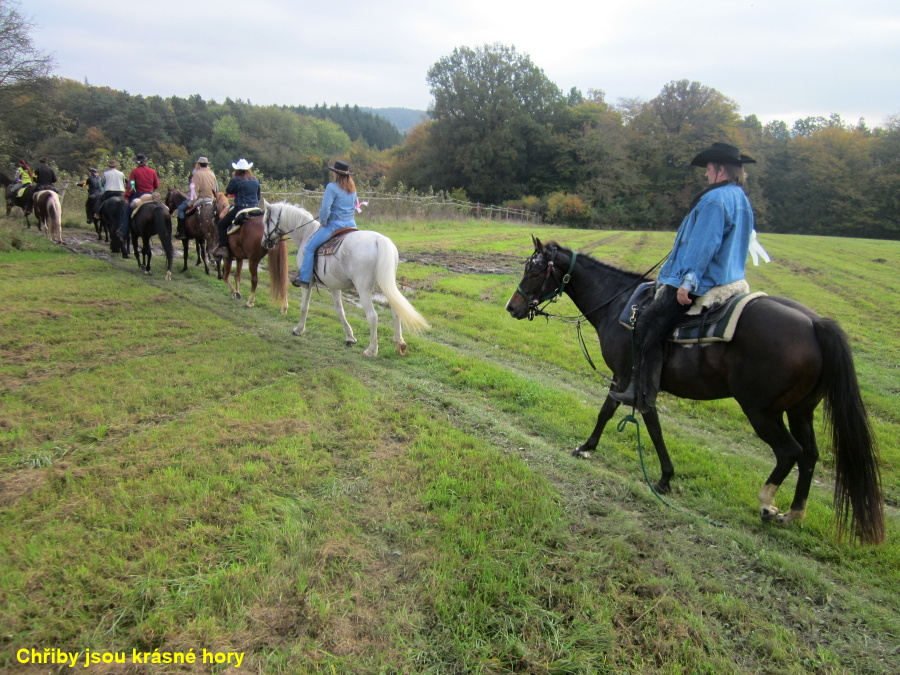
xmin=657 ymin=183 xmax=754 ymax=296
xmin=226 ymin=176 xmax=261 ymax=208
xmin=318 ymin=182 xmax=357 ymax=226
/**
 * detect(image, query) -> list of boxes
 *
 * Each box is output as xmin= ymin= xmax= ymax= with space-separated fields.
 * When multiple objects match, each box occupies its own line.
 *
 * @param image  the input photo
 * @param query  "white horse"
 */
xmin=263 ymin=201 xmax=429 ymax=357
xmin=33 ymin=190 xmax=62 ymax=244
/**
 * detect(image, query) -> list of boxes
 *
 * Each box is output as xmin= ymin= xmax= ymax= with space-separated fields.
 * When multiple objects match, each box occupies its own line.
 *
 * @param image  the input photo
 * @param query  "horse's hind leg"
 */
xmin=742 ymin=408 xmax=804 ymax=523
xmin=783 ymin=407 xmax=820 ymax=524
xmin=330 ymin=289 xmax=357 ymax=347
xmin=391 ymin=308 xmax=407 ymax=356
xmin=357 ymin=290 xmax=379 ymax=357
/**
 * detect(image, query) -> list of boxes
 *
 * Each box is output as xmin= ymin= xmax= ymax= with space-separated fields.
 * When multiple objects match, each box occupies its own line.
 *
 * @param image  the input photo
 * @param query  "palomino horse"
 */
xmin=128 ymin=199 xmax=174 ymax=280
xmin=0 ymin=171 xmax=36 ymax=227
xmin=507 ymin=238 xmax=884 ymax=545
xmin=216 ymin=194 xmax=288 ymax=312
xmin=33 ymin=190 xmax=63 ymax=244
xmin=164 ymin=189 xmax=219 ymax=277
xmin=262 ymin=202 xmax=428 ymax=357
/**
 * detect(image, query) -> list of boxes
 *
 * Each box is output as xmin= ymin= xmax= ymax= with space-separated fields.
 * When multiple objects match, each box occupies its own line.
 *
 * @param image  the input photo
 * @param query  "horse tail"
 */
xmin=814 ymin=317 xmax=885 ymax=545
xmin=267 ymin=237 xmax=289 ymax=308
xmin=155 ymin=205 xmax=174 ymax=262
xmin=48 ymin=192 xmax=62 ymax=242
xmin=375 ymin=237 xmax=429 ymax=333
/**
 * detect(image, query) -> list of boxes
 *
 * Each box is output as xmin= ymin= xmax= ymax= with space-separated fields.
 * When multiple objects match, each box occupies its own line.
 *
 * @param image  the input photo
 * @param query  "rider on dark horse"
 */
xmin=122 ymin=154 xmax=160 ymax=238
xmin=7 ymin=159 xmax=34 ymax=199
xmin=610 ymin=142 xmax=757 ymax=413
xmin=175 ymin=156 xmax=218 ymax=240
xmin=80 ymin=168 xmax=104 ymax=224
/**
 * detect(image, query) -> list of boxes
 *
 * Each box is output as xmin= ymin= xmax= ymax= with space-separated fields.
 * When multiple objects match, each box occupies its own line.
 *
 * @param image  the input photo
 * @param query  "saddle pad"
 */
xmin=185 ymin=197 xmax=213 ymax=216
xmin=228 ymin=207 xmax=264 ymax=233
xmin=318 ymin=227 xmax=358 ymax=256
xmin=619 ymin=282 xmax=767 ymax=343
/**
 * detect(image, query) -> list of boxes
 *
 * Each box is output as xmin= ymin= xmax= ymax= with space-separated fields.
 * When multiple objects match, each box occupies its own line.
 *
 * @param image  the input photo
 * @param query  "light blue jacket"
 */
xmin=657 ymin=183 xmax=754 ymax=296
xmin=318 ymin=181 xmax=357 ymax=226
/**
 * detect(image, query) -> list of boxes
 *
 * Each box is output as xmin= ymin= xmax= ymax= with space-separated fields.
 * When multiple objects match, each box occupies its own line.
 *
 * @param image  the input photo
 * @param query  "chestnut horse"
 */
xmin=216 ymin=194 xmax=288 ymax=312
xmin=507 ymin=238 xmax=884 ymax=545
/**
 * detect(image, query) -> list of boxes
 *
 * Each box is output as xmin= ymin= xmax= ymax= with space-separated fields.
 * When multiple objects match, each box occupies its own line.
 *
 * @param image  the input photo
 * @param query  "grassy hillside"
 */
xmin=0 ymin=215 xmax=897 ymax=674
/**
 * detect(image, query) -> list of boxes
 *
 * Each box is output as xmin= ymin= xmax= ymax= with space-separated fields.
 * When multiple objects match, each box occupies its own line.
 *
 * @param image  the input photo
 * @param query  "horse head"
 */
xmin=506 ymin=238 xmax=568 ymax=320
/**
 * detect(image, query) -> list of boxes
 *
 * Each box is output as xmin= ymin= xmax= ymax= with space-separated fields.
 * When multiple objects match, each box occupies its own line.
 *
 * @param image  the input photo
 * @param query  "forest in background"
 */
xmin=0 ymin=4 xmax=897 ymax=239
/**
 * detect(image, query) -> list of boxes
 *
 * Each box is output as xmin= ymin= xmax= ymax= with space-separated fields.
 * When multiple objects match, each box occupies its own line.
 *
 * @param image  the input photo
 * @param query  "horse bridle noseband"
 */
xmin=517 ymin=247 xmax=578 ymax=320
xmin=262 ymin=206 xmax=317 ymax=249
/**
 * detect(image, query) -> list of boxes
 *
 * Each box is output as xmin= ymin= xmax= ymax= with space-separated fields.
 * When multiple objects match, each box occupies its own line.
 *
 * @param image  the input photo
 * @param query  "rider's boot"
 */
xmin=175 ymin=217 xmax=186 ymax=240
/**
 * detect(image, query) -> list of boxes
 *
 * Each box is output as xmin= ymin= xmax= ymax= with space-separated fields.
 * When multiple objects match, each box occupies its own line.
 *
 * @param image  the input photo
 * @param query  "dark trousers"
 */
xmin=217 ymin=207 xmax=237 ymax=252
xmin=629 ymin=284 xmax=697 ymax=406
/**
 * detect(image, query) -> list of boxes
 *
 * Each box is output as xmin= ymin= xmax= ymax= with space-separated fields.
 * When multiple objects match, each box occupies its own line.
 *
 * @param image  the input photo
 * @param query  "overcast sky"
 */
xmin=27 ymin=0 xmax=900 ymax=128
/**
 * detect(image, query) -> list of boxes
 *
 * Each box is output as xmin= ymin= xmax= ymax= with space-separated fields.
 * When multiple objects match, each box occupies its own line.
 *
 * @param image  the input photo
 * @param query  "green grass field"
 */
xmin=1 ymin=215 xmax=897 ymax=674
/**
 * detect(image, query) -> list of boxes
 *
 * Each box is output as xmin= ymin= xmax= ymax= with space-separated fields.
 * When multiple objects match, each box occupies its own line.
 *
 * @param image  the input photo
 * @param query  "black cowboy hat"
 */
xmin=690 ymin=142 xmax=756 ymax=167
xmin=135 ymin=153 xmax=148 ymax=163
xmin=329 ymin=160 xmax=352 ymax=175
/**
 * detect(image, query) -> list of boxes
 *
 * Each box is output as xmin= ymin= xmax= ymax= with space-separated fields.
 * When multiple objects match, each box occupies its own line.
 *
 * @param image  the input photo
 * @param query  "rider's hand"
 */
xmin=676 ymin=287 xmax=693 ymax=305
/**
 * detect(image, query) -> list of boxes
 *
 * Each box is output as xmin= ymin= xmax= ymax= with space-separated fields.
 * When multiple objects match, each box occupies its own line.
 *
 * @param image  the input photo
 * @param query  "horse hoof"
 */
xmin=292 ymin=328 xmax=304 ymax=337
xmin=345 ymin=340 xmax=356 ymax=347
xmin=573 ymin=450 xmax=591 ymax=459
xmin=760 ymin=506 xmax=781 ymax=522
xmin=165 ymin=272 xmax=172 ymax=281
xmin=232 ymin=292 xmax=242 ymax=301
xmin=246 ymin=302 xmax=254 ymax=308
xmin=396 ymin=342 xmax=408 ymax=356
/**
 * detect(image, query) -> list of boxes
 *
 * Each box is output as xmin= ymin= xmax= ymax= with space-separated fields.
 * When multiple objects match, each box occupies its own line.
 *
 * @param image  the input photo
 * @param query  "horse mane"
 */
xmin=273 ymin=201 xmax=319 ymax=229
xmin=544 ymin=241 xmax=651 ymax=285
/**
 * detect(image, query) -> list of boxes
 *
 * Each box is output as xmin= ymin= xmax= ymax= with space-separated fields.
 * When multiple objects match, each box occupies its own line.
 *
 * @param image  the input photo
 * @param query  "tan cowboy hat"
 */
xmin=197 ymin=156 xmax=209 ymax=164
xmin=108 ymin=160 xmax=118 ymax=168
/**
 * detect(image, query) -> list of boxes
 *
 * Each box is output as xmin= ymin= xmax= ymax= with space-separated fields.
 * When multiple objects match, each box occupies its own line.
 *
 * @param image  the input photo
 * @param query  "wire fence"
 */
xmin=262 ymin=188 xmax=542 ymax=225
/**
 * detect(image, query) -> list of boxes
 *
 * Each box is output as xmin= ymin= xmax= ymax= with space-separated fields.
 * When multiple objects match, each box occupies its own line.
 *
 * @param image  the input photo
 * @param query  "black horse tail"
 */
xmin=814 ymin=318 xmax=885 ymax=545
xmin=155 ymin=205 xmax=174 ymax=263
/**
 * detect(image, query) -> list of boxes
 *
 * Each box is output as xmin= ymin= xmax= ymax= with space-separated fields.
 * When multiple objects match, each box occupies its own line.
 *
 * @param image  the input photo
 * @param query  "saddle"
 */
xmin=317 ymin=227 xmax=358 ymax=256
xmin=227 ymin=207 xmax=264 ymax=234
xmin=620 ymin=281 xmax=767 ymax=344
xmin=185 ymin=197 xmax=214 ymax=217
xmin=130 ymin=193 xmax=166 ymax=217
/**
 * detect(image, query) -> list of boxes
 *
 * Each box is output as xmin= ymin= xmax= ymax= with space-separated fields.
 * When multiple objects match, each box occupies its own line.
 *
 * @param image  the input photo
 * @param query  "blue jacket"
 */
xmin=318 ymin=181 xmax=357 ymax=226
xmin=226 ymin=176 xmax=261 ymax=209
xmin=657 ymin=183 xmax=754 ymax=296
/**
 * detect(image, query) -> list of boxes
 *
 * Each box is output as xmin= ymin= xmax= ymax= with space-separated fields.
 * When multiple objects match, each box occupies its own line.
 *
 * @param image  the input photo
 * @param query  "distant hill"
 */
xmin=362 ymin=108 xmax=429 ymax=134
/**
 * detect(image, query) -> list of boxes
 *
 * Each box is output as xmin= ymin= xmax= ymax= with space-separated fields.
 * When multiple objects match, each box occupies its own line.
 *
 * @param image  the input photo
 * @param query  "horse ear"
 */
xmin=532 ymin=235 xmax=543 ymax=253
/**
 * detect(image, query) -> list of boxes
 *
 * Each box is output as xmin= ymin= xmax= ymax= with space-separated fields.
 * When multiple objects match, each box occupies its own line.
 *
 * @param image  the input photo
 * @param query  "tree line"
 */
xmin=386 ymin=44 xmax=899 ymax=239
xmin=0 ymin=7 xmax=896 ymax=239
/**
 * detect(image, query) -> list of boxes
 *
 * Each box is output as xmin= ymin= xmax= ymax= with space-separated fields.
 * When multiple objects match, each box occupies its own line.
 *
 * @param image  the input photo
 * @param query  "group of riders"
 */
xmin=11 ymin=141 xmax=763 ymax=415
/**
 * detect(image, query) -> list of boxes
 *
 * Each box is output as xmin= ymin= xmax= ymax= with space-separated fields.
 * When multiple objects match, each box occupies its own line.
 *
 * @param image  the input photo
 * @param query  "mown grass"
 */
xmin=0 ymin=215 xmax=898 ymax=674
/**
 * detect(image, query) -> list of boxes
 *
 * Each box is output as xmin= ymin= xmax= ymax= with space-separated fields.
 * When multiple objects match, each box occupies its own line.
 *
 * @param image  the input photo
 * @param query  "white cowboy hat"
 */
xmin=231 ymin=158 xmax=253 ymax=170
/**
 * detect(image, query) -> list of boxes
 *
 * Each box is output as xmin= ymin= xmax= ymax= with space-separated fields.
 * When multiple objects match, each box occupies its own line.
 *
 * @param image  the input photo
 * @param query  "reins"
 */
xmin=523 ymin=249 xmax=668 ymax=374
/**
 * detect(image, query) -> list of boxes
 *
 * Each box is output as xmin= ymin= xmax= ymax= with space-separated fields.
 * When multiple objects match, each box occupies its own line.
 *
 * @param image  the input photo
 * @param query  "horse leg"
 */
xmin=573 ymin=395 xmax=622 ymax=458
xmin=245 ymin=260 xmax=259 ymax=308
xmin=181 ymin=239 xmax=190 ymax=272
xmin=391 ymin=308 xmax=407 ymax=356
xmin=233 ymin=259 xmax=244 ymax=301
xmin=143 ymin=238 xmax=153 ymax=275
xmin=292 ymin=287 xmax=312 ymax=336
xmin=330 ymin=289 xmax=357 ymax=347
xmin=782 ymin=408 xmax=820 ymax=524
xmin=641 ymin=408 xmax=676 ymax=494
xmin=742 ymin=408 xmax=804 ymax=523
xmin=357 ymin=290 xmax=380 ymax=357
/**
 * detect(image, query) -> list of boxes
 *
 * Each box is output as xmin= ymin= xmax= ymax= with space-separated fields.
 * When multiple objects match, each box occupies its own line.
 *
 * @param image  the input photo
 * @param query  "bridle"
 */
xmin=262 ymin=205 xmax=318 ymax=249
xmin=517 ymin=246 xmax=578 ymax=320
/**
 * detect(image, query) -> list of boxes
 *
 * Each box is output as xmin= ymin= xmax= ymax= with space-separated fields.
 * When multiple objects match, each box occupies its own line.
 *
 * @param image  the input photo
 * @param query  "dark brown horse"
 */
xmin=99 ymin=196 xmax=129 ymax=257
xmin=0 ymin=171 xmax=36 ymax=227
xmin=128 ymin=199 xmax=174 ymax=280
xmin=217 ymin=194 xmax=288 ymax=312
xmin=164 ymin=189 xmax=220 ymax=277
xmin=507 ymin=238 xmax=884 ymax=545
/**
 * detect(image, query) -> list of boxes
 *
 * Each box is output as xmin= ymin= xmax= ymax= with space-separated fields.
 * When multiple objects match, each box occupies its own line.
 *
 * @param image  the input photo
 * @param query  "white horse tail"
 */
xmin=375 ymin=237 xmax=429 ymax=333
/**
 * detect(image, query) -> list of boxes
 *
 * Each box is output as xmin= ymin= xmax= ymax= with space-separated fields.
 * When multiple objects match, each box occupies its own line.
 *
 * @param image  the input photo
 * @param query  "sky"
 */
xmin=25 ymin=0 xmax=900 ymax=128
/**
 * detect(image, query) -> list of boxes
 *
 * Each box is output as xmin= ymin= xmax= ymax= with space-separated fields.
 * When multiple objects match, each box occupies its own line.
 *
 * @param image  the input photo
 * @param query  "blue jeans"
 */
xmin=299 ymin=220 xmax=356 ymax=283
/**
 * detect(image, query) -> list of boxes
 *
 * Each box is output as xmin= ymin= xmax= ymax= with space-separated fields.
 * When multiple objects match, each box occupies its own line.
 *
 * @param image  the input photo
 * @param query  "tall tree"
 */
xmin=0 ymin=1 xmax=58 ymax=159
xmin=426 ymin=43 xmax=564 ymax=203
